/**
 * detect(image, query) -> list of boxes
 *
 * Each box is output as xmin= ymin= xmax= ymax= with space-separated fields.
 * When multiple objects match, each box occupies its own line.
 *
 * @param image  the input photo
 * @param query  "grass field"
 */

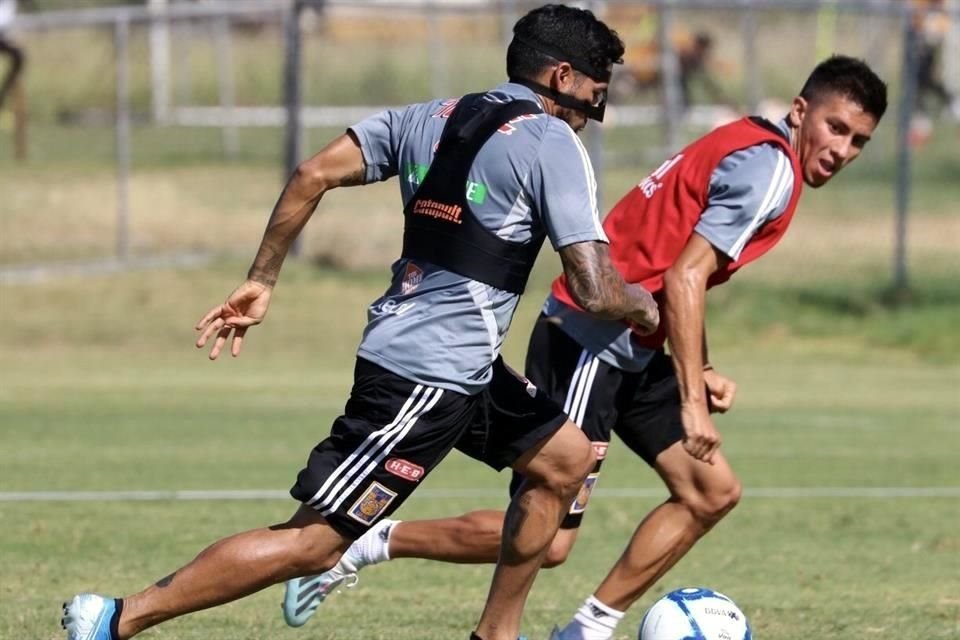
xmin=1 ymin=258 xmax=958 ymax=640
xmin=2 ymin=6 xmax=959 ymax=638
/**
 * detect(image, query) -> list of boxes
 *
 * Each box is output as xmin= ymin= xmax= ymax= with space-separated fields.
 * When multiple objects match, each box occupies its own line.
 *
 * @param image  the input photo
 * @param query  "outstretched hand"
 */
xmin=195 ymin=280 xmax=273 ymax=359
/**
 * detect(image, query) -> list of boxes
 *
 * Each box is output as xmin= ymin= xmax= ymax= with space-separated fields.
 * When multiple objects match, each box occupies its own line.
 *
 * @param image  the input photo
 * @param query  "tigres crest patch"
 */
xmin=569 ymin=473 xmax=599 ymax=515
xmin=401 ymin=263 xmax=424 ymax=295
xmin=348 ymin=482 xmax=397 ymax=525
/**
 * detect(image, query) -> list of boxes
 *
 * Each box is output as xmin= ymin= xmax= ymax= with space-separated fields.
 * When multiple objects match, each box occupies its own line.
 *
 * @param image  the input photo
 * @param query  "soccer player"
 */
xmin=282 ymin=55 xmax=888 ymax=640
xmin=60 ymin=5 xmax=660 ymax=640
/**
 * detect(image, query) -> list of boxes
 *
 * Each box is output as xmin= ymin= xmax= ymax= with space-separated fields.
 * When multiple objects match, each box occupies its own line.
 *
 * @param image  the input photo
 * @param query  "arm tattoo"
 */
xmin=155 ymin=571 xmax=177 ymax=588
xmin=339 ymin=164 xmax=366 ymax=187
xmin=561 ymin=242 xmax=621 ymax=316
xmin=500 ymin=491 xmax=532 ymax=565
xmin=247 ymin=249 xmax=282 ymax=287
xmin=559 ymin=242 xmax=659 ymax=331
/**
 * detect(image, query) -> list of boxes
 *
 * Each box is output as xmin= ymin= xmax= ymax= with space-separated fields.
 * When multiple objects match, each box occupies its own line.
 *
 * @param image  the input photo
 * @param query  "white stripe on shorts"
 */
xmin=319 ymin=387 xmax=444 ymax=516
xmin=305 ymin=385 xmax=443 ymax=510
xmin=563 ymin=349 xmax=599 ymax=428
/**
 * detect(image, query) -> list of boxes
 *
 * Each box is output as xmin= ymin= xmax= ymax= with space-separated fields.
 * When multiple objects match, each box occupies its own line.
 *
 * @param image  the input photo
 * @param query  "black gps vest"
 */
xmin=401 ymin=93 xmax=544 ymax=294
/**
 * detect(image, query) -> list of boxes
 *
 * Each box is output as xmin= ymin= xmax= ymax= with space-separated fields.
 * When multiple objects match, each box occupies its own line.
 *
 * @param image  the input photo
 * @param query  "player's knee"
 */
xmin=683 ymin=476 xmax=742 ymax=526
xmin=554 ymin=449 xmax=595 ymax=502
xmin=527 ymin=433 xmax=595 ymax=500
xmin=287 ymin=528 xmax=343 ymax=574
xmin=563 ymin=436 xmax=598 ymax=489
xmin=543 ymin=538 xmax=573 ymax=568
xmin=280 ymin=509 xmax=347 ymax=574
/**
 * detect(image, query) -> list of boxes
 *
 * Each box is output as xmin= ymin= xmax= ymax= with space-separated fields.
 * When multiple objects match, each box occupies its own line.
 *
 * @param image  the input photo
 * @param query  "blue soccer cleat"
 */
xmin=61 ymin=594 xmax=120 ymax=640
xmin=282 ymin=557 xmax=360 ymax=627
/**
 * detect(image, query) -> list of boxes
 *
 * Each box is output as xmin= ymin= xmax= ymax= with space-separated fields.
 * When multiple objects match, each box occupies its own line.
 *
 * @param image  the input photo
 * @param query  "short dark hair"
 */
xmin=800 ymin=55 xmax=888 ymax=121
xmin=506 ymin=4 xmax=625 ymax=82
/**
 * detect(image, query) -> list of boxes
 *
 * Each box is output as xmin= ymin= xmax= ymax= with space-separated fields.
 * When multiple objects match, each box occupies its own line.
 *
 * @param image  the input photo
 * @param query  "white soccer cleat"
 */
xmin=282 ymin=557 xmax=360 ymax=627
xmin=61 ymin=594 xmax=119 ymax=640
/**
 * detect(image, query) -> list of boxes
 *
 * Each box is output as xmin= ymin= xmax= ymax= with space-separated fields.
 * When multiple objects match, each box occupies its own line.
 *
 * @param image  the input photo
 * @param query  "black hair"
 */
xmin=506 ymin=4 xmax=625 ymax=82
xmin=800 ymin=55 xmax=888 ymax=121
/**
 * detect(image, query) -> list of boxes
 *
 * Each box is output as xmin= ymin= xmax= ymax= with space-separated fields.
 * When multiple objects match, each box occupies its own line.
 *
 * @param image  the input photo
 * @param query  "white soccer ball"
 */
xmin=639 ymin=587 xmax=752 ymax=640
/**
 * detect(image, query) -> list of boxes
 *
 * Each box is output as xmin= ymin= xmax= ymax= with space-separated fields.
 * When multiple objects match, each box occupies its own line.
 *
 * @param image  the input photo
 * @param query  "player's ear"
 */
xmin=552 ymin=62 xmax=577 ymax=92
xmin=788 ymin=96 xmax=808 ymax=128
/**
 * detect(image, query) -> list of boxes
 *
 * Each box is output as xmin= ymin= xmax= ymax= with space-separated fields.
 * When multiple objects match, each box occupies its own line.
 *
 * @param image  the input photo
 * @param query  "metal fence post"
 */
xmin=428 ymin=6 xmax=449 ymax=99
xmin=658 ymin=0 xmax=682 ymax=153
xmin=148 ymin=0 xmax=171 ymax=124
xmin=283 ymin=0 xmax=304 ymax=257
xmin=893 ymin=9 xmax=918 ymax=298
xmin=114 ymin=17 xmax=131 ymax=262
xmin=945 ymin=0 xmax=960 ymax=98
xmin=741 ymin=2 xmax=761 ymax=114
xmin=214 ymin=15 xmax=238 ymax=158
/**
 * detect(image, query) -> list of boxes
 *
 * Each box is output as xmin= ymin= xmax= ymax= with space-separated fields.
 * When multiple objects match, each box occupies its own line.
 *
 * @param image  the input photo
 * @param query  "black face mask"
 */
xmin=509 ymin=36 xmax=618 ymax=122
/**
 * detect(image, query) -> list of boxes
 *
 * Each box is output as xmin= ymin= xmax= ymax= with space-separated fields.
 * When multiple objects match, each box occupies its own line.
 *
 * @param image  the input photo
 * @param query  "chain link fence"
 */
xmin=1 ymin=0 xmax=957 ymax=292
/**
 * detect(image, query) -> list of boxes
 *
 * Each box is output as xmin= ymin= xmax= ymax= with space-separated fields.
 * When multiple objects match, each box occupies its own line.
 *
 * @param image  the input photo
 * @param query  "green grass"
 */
xmin=1 ymin=262 xmax=958 ymax=639
xmin=1 ymin=8 xmax=959 ymax=637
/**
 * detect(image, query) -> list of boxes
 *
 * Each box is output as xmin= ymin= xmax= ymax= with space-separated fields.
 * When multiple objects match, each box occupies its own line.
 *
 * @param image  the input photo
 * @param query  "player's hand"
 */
xmin=704 ymin=369 xmax=737 ymax=414
xmin=195 ymin=280 xmax=273 ymax=360
xmin=626 ymin=283 xmax=659 ymax=336
xmin=680 ymin=401 xmax=721 ymax=464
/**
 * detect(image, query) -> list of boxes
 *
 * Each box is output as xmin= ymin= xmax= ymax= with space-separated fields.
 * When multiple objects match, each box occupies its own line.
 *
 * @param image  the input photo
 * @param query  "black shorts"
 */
xmin=290 ymin=356 xmax=567 ymax=540
xmin=510 ymin=314 xmax=684 ymax=529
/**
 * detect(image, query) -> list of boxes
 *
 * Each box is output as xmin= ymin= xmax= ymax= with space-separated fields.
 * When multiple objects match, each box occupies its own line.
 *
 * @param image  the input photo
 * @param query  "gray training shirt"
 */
xmin=350 ymin=82 xmax=607 ymax=395
xmin=543 ymin=117 xmax=796 ymax=372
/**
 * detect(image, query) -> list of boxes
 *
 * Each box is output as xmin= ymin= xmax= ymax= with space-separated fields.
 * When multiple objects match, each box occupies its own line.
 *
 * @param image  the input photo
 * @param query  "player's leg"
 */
xmin=368 ymin=312 xmax=615 ymax=571
xmin=64 ymin=358 xmax=471 ymax=640
xmin=0 ymin=37 xmax=24 ymax=110
xmin=282 ymin=317 xmax=614 ymax=630
xmin=553 ymin=448 xmax=740 ymax=639
xmin=467 ymin=356 xmax=598 ymax=640
xmin=474 ymin=421 xmax=593 ymax=640
xmin=519 ymin=314 xmax=618 ymax=571
xmin=282 ymin=509 xmax=510 ymax=628
xmin=119 ymin=506 xmax=348 ymax=639
xmin=285 ymin=354 xmax=593 ymax=639
xmin=592 ymin=446 xmax=741 ymax=610
xmin=280 ymin=357 xmax=487 ymax=629
xmin=553 ymin=352 xmax=741 ymax=640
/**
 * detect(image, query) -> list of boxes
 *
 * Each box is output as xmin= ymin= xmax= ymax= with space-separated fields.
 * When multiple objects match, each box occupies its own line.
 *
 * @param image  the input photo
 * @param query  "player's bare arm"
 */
xmin=248 ymin=132 xmax=366 ymax=287
xmin=559 ymin=240 xmax=659 ymax=334
xmin=195 ymin=132 xmax=366 ymax=360
xmin=662 ymin=232 xmax=728 ymax=462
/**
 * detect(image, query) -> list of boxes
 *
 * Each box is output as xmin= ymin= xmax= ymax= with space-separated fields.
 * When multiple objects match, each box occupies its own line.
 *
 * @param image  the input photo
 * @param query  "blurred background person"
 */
xmin=0 ymin=0 xmax=25 ymax=112
xmin=909 ymin=0 xmax=960 ymax=146
xmin=613 ymin=25 xmax=737 ymax=113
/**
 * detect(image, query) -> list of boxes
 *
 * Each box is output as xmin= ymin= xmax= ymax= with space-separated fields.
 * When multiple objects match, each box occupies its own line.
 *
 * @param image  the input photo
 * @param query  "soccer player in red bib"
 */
xmin=284 ymin=55 xmax=887 ymax=640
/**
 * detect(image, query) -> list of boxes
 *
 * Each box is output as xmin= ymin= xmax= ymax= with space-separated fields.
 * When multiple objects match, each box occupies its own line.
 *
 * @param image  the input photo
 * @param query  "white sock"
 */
xmin=558 ymin=595 xmax=624 ymax=640
xmin=342 ymin=518 xmax=398 ymax=570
